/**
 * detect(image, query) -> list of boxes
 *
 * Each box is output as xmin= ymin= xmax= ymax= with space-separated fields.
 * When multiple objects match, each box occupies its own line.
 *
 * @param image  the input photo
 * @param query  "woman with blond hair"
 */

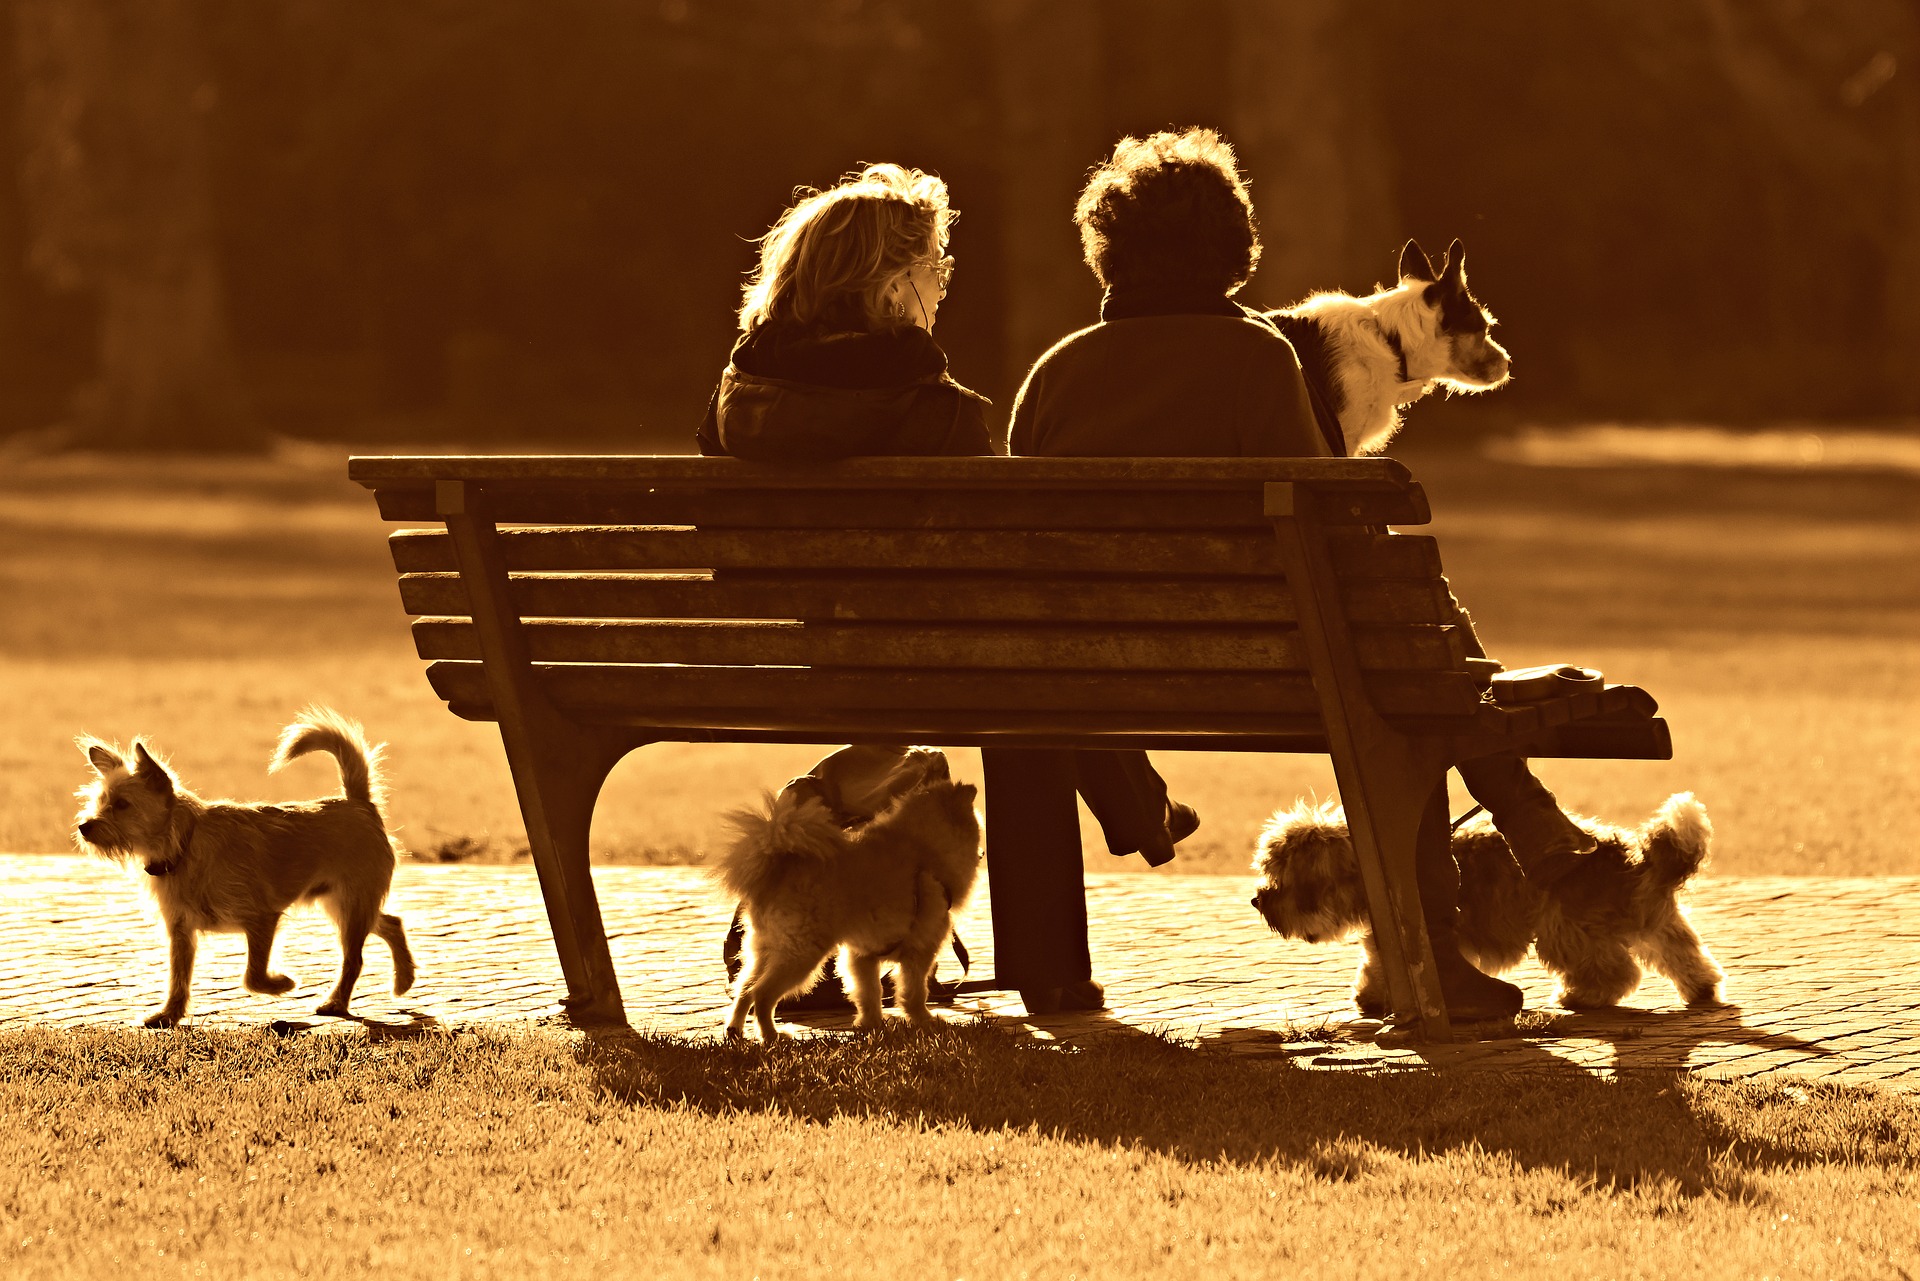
xmin=696 ymin=163 xmax=992 ymax=460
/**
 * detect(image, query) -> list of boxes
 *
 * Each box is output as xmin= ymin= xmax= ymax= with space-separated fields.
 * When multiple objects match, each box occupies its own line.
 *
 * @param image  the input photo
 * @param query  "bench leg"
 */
xmin=1331 ymin=758 xmax=1454 ymax=1041
xmin=435 ymin=478 xmax=634 ymax=1027
xmin=496 ymin=725 xmax=634 ymax=1026
xmin=1266 ymin=486 xmax=1454 ymax=1039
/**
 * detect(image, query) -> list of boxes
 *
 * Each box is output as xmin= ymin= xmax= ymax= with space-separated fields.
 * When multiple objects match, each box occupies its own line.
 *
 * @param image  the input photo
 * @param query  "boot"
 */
xmin=1417 ymin=834 xmax=1524 ymax=1022
xmin=1456 ymin=753 xmax=1596 ymax=890
xmin=1018 ymin=980 xmax=1106 ymax=1016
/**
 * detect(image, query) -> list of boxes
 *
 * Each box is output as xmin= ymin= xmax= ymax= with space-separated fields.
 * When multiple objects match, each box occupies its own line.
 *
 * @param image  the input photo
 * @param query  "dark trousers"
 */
xmin=980 ymin=748 xmax=1170 ymax=988
xmin=1441 ymin=584 xmax=1586 ymax=861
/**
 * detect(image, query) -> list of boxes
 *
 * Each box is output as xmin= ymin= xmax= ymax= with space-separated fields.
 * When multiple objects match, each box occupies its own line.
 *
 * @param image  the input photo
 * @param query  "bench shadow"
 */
xmin=572 ymin=999 xmax=1872 ymax=1203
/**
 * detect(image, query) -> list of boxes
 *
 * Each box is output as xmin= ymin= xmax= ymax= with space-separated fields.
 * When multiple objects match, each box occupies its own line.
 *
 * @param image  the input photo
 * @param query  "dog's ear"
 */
xmin=1440 ymin=238 xmax=1466 ymax=287
xmin=1398 ymin=239 xmax=1436 ymax=283
xmin=81 ymin=740 xmax=120 ymax=775
xmin=132 ymin=742 xmax=173 ymax=790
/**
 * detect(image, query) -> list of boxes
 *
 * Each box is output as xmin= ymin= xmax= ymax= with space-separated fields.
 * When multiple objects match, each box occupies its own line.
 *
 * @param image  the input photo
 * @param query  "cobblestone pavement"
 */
xmin=3 ymin=854 xmax=1916 ymax=1089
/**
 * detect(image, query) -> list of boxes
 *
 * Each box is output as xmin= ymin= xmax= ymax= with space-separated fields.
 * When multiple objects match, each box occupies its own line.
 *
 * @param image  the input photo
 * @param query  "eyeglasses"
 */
xmin=922 ymin=255 xmax=955 ymax=289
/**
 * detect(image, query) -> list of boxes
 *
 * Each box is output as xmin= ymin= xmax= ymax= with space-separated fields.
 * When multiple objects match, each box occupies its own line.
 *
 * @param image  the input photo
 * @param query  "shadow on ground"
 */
xmin=572 ymin=1014 xmax=1919 ymax=1202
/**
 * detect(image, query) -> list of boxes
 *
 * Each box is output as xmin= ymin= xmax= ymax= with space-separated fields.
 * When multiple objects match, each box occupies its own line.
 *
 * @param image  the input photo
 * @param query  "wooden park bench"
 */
xmin=349 ymin=455 xmax=1669 ymax=1040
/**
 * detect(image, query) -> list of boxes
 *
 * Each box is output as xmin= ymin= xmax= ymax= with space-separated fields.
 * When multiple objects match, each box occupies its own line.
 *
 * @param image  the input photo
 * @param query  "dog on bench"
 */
xmin=1250 ymin=793 xmax=1726 ymax=1012
xmin=73 ymin=707 xmax=415 ymax=1028
xmin=1267 ymin=238 xmax=1510 ymax=455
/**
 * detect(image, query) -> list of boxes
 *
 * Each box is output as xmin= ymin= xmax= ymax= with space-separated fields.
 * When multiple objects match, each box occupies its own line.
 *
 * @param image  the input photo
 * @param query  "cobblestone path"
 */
xmin=3 ymin=855 xmax=1914 ymax=1087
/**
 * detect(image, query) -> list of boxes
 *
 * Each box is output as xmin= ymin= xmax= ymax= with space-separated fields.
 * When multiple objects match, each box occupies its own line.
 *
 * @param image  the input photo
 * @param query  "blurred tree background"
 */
xmin=0 ymin=0 xmax=1913 ymax=451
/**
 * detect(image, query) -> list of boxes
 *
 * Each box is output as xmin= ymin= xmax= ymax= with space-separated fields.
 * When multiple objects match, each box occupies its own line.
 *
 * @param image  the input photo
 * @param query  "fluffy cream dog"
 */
xmin=718 ymin=760 xmax=981 ymax=1042
xmin=1251 ymin=793 xmax=1725 ymax=1013
xmin=73 ymin=707 xmax=414 ymax=1027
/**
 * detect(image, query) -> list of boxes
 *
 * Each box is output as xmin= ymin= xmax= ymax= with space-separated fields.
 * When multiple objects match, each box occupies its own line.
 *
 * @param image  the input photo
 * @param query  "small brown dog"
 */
xmin=73 ymin=707 xmax=414 ymax=1027
xmin=717 ymin=751 xmax=981 ymax=1042
xmin=1251 ymin=793 xmax=1725 ymax=1013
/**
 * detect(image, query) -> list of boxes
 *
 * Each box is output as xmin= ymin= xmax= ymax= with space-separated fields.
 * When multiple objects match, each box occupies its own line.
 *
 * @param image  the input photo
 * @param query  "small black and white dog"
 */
xmin=1267 ymin=239 xmax=1511 ymax=455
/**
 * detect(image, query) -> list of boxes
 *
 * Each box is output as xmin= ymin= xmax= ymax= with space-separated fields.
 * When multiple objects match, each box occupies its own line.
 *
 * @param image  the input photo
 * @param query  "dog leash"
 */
xmin=1450 ymin=804 xmax=1486 ymax=833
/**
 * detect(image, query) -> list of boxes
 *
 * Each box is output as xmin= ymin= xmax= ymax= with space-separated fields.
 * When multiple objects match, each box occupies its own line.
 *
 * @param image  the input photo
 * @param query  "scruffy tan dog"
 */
xmin=1251 ymin=793 xmax=1725 ymax=1012
xmin=717 ymin=760 xmax=981 ymax=1042
xmin=73 ymin=707 xmax=414 ymax=1027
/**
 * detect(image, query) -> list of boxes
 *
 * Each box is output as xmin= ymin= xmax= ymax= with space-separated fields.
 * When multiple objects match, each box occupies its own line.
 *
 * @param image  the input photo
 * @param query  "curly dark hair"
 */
xmin=1074 ymin=128 xmax=1261 ymax=294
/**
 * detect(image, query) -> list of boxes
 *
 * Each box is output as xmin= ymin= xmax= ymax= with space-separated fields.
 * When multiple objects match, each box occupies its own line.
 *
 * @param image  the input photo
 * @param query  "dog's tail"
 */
xmin=710 ymin=787 xmax=846 ymax=903
xmin=269 ymin=706 xmax=386 ymax=809
xmin=1640 ymin=792 xmax=1712 ymax=893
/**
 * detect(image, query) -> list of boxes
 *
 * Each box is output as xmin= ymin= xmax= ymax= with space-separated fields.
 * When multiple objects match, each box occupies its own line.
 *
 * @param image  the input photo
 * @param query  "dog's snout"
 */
xmin=77 ymin=819 xmax=101 ymax=842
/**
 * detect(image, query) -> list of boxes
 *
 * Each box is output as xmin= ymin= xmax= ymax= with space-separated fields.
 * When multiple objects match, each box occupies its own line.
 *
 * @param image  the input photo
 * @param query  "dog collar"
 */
xmin=1381 ymin=327 xmax=1410 ymax=383
xmin=145 ymin=808 xmax=195 ymax=876
xmin=1365 ymin=318 xmax=1428 ymax=400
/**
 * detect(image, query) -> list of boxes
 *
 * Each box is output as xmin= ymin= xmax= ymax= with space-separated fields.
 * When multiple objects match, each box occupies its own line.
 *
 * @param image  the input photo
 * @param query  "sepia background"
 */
xmin=2 ymin=0 xmax=1914 ymax=876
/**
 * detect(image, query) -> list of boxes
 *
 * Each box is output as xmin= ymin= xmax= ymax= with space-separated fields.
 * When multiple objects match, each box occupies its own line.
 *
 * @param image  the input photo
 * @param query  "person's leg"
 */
xmin=1413 ymin=780 xmax=1525 ymax=1022
xmin=981 ymin=748 xmax=1092 ymax=992
xmin=1440 ymin=578 xmax=1596 ymax=887
xmin=1456 ymin=752 xmax=1596 ymax=888
xmin=1071 ymin=750 xmax=1196 ymax=867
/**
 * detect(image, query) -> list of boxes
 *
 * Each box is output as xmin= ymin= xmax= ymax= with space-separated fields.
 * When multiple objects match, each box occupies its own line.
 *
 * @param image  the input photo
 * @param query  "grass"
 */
xmin=0 ymin=439 xmax=1914 ymax=874
xmin=1 ymin=1025 xmax=1915 ymax=1278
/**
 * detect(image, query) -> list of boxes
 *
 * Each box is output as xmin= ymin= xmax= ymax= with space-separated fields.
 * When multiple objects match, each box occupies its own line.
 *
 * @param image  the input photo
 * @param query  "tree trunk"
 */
xmin=14 ymin=0 xmax=254 ymax=450
xmin=1227 ymin=0 xmax=1399 ymax=305
xmin=1888 ymin=15 xmax=1920 ymax=416
xmin=987 ymin=0 xmax=1108 ymax=393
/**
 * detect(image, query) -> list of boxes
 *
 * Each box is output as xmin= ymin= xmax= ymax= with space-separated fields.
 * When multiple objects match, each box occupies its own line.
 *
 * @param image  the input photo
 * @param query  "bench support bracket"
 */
xmin=438 ymin=479 xmax=637 ymax=1027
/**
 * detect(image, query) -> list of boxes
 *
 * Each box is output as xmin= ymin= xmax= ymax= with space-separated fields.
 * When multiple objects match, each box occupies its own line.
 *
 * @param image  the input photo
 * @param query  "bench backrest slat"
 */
xmin=409 ymin=618 xmax=1469 ymax=673
xmin=387 ymin=527 xmax=1444 ymax=579
xmin=394 ymin=572 xmax=1456 ymax=626
xmin=374 ymin=484 xmax=1428 ymax=529
xmin=423 ymin=660 xmax=1485 ymax=718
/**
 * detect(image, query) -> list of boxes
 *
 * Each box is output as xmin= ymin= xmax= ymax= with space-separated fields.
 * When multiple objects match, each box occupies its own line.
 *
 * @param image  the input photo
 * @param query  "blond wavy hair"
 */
xmin=738 ymin=163 xmax=952 ymax=334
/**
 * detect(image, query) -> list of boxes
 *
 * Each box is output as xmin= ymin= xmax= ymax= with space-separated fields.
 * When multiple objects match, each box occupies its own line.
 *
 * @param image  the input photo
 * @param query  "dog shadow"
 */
xmin=1495 ymin=1001 xmax=1838 ymax=1079
xmin=1203 ymin=998 xmax=1841 ymax=1082
xmin=266 ymin=1008 xmax=443 ymax=1040
xmin=1366 ymin=1000 xmax=1839 ymax=1081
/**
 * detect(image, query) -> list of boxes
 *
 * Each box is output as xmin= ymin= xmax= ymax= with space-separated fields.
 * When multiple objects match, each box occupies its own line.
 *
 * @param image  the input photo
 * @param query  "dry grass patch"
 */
xmin=1 ymin=1025 xmax=1916 ymax=1278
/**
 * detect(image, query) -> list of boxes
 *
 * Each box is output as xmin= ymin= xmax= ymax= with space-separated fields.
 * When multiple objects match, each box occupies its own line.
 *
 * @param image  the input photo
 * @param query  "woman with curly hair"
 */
xmin=1009 ymin=128 xmax=1327 ymax=457
xmin=696 ymin=163 xmax=992 ymax=460
xmin=997 ymin=127 xmax=1597 ymax=1022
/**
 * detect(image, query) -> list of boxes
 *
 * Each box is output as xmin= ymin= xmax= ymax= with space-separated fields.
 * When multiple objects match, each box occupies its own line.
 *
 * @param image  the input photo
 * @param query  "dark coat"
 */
xmin=1008 ymin=286 xmax=1334 ymax=460
xmin=696 ymin=322 xmax=994 ymax=461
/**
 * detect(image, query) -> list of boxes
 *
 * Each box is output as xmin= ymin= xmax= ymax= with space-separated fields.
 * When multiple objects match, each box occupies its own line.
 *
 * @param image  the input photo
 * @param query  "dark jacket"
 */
xmin=1008 ymin=286 xmax=1332 ymax=460
xmin=697 ymin=322 xmax=994 ymax=461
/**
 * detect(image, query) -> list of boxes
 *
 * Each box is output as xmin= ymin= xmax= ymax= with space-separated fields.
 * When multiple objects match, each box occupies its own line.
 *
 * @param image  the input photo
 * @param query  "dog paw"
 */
xmin=724 ymin=1024 xmax=745 ymax=1040
xmin=245 ymin=973 xmax=297 ymax=996
xmin=315 ymin=999 xmax=352 ymax=1018
xmin=392 ymin=969 xmax=415 ymax=998
xmin=142 ymin=1008 xmax=184 ymax=1029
